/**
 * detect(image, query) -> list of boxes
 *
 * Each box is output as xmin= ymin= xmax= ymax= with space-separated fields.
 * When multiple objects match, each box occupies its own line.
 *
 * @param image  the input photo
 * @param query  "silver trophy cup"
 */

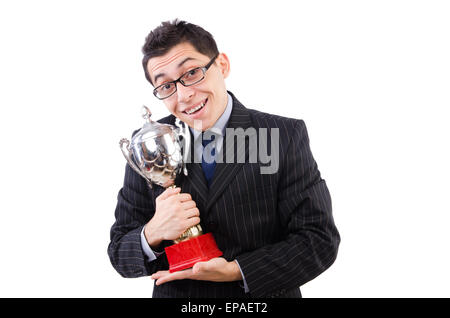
xmin=119 ymin=106 xmax=202 ymax=242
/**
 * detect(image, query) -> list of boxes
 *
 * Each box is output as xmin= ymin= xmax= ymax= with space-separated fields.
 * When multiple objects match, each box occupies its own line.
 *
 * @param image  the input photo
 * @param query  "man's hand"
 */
xmin=144 ymin=187 xmax=200 ymax=248
xmin=151 ymin=257 xmax=243 ymax=286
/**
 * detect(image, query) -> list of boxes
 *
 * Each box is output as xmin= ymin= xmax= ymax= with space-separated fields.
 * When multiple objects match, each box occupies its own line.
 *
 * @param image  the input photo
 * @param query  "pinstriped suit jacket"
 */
xmin=108 ymin=92 xmax=340 ymax=298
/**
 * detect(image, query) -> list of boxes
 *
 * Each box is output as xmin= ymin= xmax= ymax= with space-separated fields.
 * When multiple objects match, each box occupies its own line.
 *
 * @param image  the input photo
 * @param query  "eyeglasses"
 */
xmin=153 ymin=54 xmax=219 ymax=100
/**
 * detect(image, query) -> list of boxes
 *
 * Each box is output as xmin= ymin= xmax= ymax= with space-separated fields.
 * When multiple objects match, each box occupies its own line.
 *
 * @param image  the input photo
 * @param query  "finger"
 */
xmin=185 ymin=216 xmax=201 ymax=228
xmin=155 ymin=268 xmax=194 ymax=285
xmin=193 ymin=257 xmax=222 ymax=274
xmin=181 ymin=200 xmax=196 ymax=210
xmin=151 ymin=270 xmax=169 ymax=280
xmin=157 ymin=187 xmax=181 ymax=201
xmin=192 ymin=261 xmax=208 ymax=274
xmin=177 ymin=193 xmax=192 ymax=202
xmin=184 ymin=207 xmax=200 ymax=218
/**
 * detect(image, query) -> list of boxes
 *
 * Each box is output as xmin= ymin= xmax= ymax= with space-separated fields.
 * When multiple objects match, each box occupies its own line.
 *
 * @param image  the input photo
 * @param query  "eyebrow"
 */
xmin=153 ymin=57 xmax=199 ymax=85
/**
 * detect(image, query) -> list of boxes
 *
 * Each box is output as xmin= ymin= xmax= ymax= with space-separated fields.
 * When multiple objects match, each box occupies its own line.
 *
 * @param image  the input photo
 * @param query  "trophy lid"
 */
xmin=132 ymin=106 xmax=175 ymax=144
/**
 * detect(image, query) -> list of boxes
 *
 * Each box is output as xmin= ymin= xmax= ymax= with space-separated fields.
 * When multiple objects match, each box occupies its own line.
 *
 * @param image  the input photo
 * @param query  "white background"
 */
xmin=0 ymin=0 xmax=449 ymax=297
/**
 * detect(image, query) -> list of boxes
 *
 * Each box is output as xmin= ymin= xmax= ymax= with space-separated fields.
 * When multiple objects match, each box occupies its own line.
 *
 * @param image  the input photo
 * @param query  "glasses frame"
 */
xmin=153 ymin=54 xmax=219 ymax=100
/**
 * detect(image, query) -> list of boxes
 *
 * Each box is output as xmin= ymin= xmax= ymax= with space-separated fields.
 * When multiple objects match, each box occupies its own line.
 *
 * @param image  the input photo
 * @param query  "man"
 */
xmin=108 ymin=19 xmax=340 ymax=298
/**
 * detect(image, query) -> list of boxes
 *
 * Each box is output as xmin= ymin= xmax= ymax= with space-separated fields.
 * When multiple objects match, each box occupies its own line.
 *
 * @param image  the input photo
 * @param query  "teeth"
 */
xmin=185 ymin=101 xmax=205 ymax=114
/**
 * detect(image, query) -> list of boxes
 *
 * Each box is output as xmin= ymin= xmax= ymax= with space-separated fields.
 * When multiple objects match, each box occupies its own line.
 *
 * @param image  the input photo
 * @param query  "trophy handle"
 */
xmin=175 ymin=118 xmax=190 ymax=176
xmin=119 ymin=138 xmax=153 ymax=189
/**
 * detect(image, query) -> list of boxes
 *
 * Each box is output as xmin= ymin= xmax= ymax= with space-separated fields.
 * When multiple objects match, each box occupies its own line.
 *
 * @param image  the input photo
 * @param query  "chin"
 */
xmin=178 ymin=116 xmax=198 ymax=129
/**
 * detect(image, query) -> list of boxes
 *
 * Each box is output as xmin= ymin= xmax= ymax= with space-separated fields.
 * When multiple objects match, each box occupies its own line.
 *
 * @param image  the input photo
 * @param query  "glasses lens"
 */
xmin=155 ymin=82 xmax=176 ymax=99
xmin=180 ymin=68 xmax=205 ymax=86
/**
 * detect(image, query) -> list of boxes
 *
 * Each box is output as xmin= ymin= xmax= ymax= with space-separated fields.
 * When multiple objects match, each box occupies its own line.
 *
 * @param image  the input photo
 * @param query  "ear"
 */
xmin=216 ymin=53 xmax=230 ymax=79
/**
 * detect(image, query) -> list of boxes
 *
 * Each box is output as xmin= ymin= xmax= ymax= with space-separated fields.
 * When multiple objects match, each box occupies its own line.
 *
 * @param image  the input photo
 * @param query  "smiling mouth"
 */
xmin=184 ymin=98 xmax=207 ymax=115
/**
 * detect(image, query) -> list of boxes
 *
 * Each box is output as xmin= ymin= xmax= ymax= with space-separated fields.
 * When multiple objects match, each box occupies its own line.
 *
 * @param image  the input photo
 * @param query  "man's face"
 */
xmin=147 ymin=42 xmax=230 ymax=131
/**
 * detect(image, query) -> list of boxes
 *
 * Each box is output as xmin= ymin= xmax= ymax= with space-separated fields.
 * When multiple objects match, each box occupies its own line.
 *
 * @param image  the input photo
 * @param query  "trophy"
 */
xmin=119 ymin=106 xmax=223 ymax=272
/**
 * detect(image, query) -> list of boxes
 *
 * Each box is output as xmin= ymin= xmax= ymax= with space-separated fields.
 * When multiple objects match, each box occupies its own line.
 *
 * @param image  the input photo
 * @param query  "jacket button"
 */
xmin=207 ymin=222 xmax=218 ymax=231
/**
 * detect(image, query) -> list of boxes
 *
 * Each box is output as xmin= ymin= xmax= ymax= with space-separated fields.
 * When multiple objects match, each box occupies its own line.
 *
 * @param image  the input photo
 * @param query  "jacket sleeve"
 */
xmin=235 ymin=120 xmax=340 ymax=297
xmin=107 ymin=163 xmax=168 ymax=278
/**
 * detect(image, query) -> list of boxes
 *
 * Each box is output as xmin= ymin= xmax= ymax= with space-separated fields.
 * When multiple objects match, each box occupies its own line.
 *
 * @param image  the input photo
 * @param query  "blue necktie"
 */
xmin=201 ymin=132 xmax=216 ymax=187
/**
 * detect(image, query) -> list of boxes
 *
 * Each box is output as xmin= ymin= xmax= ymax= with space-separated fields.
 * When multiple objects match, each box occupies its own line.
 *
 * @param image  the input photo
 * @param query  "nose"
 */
xmin=176 ymin=82 xmax=194 ymax=103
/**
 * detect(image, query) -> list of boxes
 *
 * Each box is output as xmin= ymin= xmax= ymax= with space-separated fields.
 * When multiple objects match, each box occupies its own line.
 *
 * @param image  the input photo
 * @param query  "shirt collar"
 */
xmin=190 ymin=93 xmax=233 ymax=140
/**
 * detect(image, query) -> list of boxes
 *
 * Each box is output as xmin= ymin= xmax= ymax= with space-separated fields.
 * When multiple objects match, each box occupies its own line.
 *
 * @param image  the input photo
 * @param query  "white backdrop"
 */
xmin=0 ymin=0 xmax=449 ymax=297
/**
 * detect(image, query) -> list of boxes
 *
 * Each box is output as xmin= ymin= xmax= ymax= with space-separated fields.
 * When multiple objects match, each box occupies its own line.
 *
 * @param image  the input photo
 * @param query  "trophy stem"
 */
xmin=168 ymin=185 xmax=203 ymax=243
xmin=174 ymin=224 xmax=203 ymax=244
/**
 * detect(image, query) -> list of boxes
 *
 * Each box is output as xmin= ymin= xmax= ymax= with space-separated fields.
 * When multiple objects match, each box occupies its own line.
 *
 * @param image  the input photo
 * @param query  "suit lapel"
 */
xmin=184 ymin=163 xmax=208 ymax=204
xmin=206 ymin=95 xmax=253 ymax=212
xmin=163 ymin=115 xmax=209 ymax=208
xmin=180 ymin=130 xmax=209 ymax=207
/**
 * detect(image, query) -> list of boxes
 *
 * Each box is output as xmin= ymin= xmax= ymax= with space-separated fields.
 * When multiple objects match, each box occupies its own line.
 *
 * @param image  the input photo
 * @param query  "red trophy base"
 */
xmin=165 ymin=233 xmax=223 ymax=273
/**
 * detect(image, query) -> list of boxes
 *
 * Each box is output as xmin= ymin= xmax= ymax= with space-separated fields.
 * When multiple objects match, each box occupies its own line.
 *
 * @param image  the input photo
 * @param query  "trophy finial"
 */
xmin=142 ymin=105 xmax=152 ymax=122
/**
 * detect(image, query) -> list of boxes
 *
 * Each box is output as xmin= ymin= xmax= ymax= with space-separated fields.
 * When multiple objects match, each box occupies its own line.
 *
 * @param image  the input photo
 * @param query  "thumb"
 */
xmin=192 ymin=261 xmax=208 ymax=274
xmin=157 ymin=186 xmax=181 ymax=201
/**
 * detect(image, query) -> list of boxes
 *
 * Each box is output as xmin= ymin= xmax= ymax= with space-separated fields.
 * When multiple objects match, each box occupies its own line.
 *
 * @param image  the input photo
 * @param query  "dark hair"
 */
xmin=142 ymin=19 xmax=219 ymax=86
